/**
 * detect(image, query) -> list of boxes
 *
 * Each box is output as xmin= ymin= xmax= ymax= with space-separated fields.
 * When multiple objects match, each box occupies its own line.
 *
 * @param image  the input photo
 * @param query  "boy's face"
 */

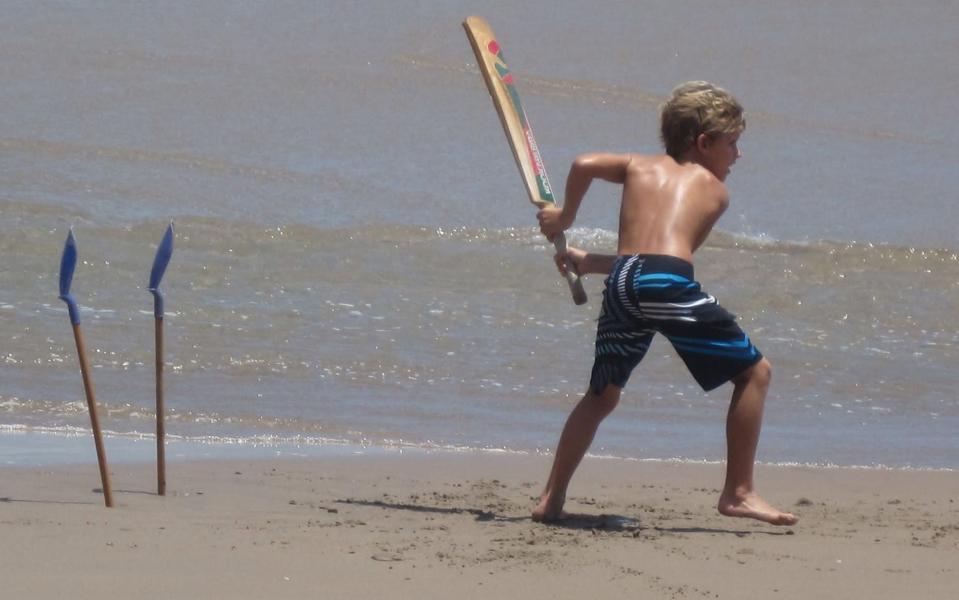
xmin=700 ymin=132 xmax=741 ymax=182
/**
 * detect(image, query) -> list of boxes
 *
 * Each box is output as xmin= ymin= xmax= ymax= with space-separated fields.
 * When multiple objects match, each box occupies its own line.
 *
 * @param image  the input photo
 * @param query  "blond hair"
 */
xmin=660 ymin=81 xmax=745 ymax=159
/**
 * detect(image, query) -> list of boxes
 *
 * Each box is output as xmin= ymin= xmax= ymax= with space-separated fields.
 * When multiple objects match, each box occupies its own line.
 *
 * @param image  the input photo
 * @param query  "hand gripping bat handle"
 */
xmin=552 ymin=232 xmax=587 ymax=305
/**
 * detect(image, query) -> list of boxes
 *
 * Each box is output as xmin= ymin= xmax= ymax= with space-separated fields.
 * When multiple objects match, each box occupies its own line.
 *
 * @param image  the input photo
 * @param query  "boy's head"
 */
xmin=660 ymin=81 xmax=745 ymax=160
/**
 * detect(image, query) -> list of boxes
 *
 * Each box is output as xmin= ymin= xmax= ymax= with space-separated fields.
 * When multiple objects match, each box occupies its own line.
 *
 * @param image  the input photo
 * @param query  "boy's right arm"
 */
xmin=537 ymin=153 xmax=632 ymax=239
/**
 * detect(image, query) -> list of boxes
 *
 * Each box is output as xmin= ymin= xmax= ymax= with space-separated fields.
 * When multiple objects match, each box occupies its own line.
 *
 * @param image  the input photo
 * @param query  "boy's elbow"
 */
xmin=571 ymin=155 xmax=594 ymax=173
xmin=571 ymin=153 xmax=628 ymax=183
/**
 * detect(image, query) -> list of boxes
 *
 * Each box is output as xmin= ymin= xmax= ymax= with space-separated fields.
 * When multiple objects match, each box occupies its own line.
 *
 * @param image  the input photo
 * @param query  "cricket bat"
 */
xmin=463 ymin=16 xmax=588 ymax=305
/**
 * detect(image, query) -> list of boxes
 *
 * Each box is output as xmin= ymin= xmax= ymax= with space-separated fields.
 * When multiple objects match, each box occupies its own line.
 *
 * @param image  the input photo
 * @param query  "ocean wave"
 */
xmin=6 ymin=202 xmax=959 ymax=262
xmin=272 ymin=221 xmax=959 ymax=259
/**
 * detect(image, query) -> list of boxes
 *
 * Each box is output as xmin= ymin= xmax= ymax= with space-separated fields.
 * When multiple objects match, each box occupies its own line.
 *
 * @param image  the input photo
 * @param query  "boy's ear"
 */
xmin=695 ymin=133 xmax=712 ymax=151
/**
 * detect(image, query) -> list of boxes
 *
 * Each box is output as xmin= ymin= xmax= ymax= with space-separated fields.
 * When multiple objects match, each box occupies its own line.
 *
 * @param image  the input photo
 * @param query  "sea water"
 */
xmin=1 ymin=1 xmax=957 ymax=469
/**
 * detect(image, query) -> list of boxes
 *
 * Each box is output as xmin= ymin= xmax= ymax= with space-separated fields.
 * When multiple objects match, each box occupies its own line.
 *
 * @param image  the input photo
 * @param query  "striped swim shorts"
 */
xmin=590 ymin=254 xmax=762 ymax=393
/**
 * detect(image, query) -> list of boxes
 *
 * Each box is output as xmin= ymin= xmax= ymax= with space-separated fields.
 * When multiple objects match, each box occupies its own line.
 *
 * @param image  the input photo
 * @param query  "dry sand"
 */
xmin=1 ymin=451 xmax=957 ymax=599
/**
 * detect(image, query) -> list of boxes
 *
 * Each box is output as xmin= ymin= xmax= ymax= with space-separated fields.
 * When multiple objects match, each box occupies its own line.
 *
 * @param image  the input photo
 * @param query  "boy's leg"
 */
xmin=717 ymin=358 xmax=798 ymax=525
xmin=532 ymin=384 xmax=622 ymax=522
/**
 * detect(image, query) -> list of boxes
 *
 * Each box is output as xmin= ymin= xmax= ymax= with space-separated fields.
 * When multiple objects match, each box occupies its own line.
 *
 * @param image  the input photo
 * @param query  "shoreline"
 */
xmin=2 ymin=428 xmax=957 ymax=472
xmin=2 ymin=452 xmax=956 ymax=599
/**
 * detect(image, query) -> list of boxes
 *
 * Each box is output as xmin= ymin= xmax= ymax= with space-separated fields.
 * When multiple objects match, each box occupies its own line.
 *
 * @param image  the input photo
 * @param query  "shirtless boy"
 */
xmin=534 ymin=81 xmax=797 ymax=526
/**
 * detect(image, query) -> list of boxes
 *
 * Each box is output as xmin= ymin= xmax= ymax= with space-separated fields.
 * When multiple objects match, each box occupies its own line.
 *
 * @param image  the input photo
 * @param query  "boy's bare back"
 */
xmin=616 ymin=154 xmax=729 ymax=262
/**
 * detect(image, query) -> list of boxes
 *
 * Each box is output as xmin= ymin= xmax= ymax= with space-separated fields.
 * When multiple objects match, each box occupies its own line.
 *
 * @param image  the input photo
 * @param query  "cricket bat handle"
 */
xmin=551 ymin=232 xmax=588 ymax=305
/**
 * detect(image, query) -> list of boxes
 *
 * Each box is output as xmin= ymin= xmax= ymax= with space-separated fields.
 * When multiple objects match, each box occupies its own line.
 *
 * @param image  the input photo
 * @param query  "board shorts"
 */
xmin=590 ymin=254 xmax=762 ymax=394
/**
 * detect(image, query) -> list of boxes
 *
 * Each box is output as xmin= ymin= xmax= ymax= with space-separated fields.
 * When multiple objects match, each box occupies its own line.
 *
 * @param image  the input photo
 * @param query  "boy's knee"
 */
xmin=735 ymin=358 xmax=772 ymax=388
xmin=751 ymin=358 xmax=772 ymax=387
xmin=587 ymin=385 xmax=621 ymax=415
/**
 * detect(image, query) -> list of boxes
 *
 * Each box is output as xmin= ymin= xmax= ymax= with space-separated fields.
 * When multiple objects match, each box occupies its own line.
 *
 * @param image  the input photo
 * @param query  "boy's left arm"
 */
xmin=555 ymin=246 xmax=617 ymax=276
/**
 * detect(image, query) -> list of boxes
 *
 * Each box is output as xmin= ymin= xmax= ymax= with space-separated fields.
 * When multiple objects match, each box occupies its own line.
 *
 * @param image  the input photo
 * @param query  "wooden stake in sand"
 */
xmin=58 ymin=229 xmax=114 ymax=508
xmin=148 ymin=223 xmax=174 ymax=496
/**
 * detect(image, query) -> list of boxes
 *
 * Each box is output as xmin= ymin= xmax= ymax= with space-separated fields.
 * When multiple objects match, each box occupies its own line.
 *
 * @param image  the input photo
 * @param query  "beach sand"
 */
xmin=1 ymin=452 xmax=956 ymax=599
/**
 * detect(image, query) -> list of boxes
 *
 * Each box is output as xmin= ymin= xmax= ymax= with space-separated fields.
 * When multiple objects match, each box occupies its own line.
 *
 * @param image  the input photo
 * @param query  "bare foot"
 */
xmin=531 ymin=493 xmax=566 ymax=523
xmin=718 ymin=491 xmax=798 ymax=526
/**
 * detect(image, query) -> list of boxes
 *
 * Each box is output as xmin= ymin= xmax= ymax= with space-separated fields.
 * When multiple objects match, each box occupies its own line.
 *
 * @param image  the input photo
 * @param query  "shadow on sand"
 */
xmin=335 ymin=497 xmax=525 ymax=523
xmin=0 ymin=496 xmax=98 ymax=506
xmin=333 ymin=499 xmax=794 ymax=537
xmin=542 ymin=512 xmax=643 ymax=533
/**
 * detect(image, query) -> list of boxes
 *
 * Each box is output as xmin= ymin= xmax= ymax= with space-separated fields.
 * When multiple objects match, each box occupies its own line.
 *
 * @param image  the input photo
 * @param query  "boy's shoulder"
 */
xmin=626 ymin=153 xmax=724 ymax=186
xmin=623 ymin=153 xmax=729 ymax=208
